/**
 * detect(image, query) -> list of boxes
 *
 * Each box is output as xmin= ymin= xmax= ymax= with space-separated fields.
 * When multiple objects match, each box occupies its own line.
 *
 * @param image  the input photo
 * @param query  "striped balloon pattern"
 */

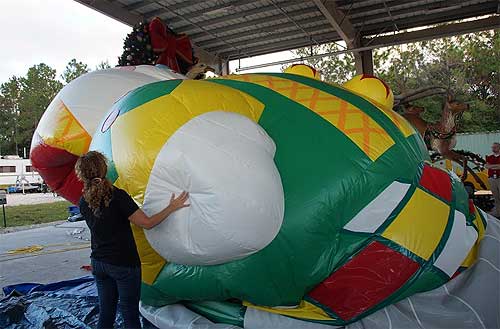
xmin=31 ymin=70 xmax=486 ymax=326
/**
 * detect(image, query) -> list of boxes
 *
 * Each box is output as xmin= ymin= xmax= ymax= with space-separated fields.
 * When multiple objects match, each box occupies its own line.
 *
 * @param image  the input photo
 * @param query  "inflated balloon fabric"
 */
xmin=30 ymin=65 xmax=185 ymax=204
xmin=142 ymin=111 xmax=284 ymax=265
xmin=31 ymin=70 xmax=486 ymax=326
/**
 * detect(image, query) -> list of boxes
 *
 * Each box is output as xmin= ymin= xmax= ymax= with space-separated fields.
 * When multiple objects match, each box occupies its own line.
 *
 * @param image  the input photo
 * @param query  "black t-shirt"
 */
xmin=79 ymin=187 xmax=141 ymax=267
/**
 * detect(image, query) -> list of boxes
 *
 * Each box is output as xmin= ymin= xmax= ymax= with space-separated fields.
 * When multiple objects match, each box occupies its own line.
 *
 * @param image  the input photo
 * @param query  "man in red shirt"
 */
xmin=486 ymin=142 xmax=500 ymax=217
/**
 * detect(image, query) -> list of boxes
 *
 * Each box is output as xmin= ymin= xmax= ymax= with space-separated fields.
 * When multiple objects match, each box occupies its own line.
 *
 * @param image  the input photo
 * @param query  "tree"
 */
xmin=462 ymin=31 xmax=499 ymax=119
xmin=0 ymin=64 xmax=63 ymax=156
xmin=0 ymin=77 xmax=22 ymax=155
xmin=293 ymin=30 xmax=499 ymax=132
xmin=291 ymin=43 xmax=355 ymax=85
xmin=118 ymin=21 xmax=156 ymax=66
xmin=96 ymin=60 xmax=112 ymax=70
xmin=380 ymin=32 xmax=500 ymax=132
xmin=61 ymin=59 xmax=90 ymax=83
xmin=19 ymin=64 xmax=63 ymax=154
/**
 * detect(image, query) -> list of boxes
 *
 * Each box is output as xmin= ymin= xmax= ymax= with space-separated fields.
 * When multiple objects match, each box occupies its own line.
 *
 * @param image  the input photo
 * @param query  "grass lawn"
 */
xmin=3 ymin=201 xmax=71 ymax=227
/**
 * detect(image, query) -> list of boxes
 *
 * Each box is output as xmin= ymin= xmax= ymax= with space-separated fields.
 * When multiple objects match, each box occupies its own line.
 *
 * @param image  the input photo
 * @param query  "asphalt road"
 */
xmin=0 ymin=220 xmax=91 ymax=293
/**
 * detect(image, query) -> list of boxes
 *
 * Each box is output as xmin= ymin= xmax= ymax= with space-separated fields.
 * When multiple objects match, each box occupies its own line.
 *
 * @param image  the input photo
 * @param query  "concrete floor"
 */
xmin=0 ymin=220 xmax=91 ymax=293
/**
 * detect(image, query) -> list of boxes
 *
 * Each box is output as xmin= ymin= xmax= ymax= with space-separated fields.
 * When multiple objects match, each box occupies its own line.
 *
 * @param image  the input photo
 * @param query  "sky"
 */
xmin=0 ymin=0 xmax=131 ymax=82
xmin=0 ymin=0 xmax=293 ymax=83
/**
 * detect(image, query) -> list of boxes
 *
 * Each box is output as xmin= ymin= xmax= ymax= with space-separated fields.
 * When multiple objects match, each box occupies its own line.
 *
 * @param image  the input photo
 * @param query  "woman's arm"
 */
xmin=129 ymin=192 xmax=189 ymax=229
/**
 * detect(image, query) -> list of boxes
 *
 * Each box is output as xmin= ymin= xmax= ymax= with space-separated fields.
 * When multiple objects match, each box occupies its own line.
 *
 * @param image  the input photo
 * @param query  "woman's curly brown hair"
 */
xmin=75 ymin=151 xmax=113 ymax=216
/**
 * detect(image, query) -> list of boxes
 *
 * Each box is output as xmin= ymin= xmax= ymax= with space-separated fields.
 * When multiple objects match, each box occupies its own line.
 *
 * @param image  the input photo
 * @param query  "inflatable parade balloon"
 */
xmin=31 ymin=68 xmax=488 ymax=327
xmin=30 ymin=65 xmax=185 ymax=204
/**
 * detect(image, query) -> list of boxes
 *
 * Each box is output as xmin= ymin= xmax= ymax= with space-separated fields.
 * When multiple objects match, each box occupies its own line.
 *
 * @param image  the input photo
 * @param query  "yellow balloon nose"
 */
xmin=284 ymin=64 xmax=321 ymax=80
xmin=343 ymin=74 xmax=394 ymax=111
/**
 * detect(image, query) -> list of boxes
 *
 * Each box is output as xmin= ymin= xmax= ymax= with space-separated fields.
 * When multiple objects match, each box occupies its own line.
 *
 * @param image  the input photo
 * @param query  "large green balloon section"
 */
xmin=89 ymin=73 xmax=478 ymax=327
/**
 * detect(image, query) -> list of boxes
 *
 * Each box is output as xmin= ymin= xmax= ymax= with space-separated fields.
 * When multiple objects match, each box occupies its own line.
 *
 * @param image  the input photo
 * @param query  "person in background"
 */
xmin=486 ymin=142 xmax=500 ymax=218
xmin=75 ymin=151 xmax=189 ymax=329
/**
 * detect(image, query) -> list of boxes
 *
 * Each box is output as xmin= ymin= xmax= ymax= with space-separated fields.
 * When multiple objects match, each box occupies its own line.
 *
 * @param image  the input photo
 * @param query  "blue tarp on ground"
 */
xmin=0 ymin=276 xmax=155 ymax=329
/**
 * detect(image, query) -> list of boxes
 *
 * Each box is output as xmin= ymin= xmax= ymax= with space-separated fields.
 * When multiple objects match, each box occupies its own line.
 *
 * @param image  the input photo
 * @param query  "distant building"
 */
xmin=0 ymin=156 xmax=42 ymax=186
xmin=456 ymin=131 xmax=500 ymax=158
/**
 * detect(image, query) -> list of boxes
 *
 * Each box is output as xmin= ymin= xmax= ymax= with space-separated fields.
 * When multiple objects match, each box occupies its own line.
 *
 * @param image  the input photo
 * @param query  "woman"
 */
xmin=75 ymin=151 xmax=189 ymax=329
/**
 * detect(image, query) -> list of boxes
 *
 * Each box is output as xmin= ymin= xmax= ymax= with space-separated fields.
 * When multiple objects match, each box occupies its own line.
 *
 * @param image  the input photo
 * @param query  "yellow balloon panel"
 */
xmin=131 ymin=223 xmax=166 ymax=285
xmin=462 ymin=207 xmax=487 ymax=268
xmin=244 ymin=300 xmax=335 ymax=321
xmin=36 ymin=98 xmax=91 ymax=156
xmin=225 ymin=74 xmax=394 ymax=161
xmin=111 ymin=80 xmax=265 ymax=204
xmin=382 ymin=188 xmax=450 ymax=260
xmin=375 ymin=105 xmax=416 ymax=138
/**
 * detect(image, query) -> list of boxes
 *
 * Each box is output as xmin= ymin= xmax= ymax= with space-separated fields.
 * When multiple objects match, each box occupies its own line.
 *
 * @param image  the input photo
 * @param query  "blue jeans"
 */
xmin=92 ymin=259 xmax=142 ymax=329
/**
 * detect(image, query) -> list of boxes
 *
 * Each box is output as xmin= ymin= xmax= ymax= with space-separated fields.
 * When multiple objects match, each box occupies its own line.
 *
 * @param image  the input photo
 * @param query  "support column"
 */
xmin=313 ymin=0 xmax=370 ymax=75
xmin=220 ymin=59 xmax=230 ymax=76
xmin=354 ymin=49 xmax=374 ymax=75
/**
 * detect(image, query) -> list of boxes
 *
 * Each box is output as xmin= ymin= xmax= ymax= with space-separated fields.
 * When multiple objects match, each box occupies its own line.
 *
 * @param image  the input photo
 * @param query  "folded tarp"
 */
xmin=0 ymin=276 xmax=155 ymax=329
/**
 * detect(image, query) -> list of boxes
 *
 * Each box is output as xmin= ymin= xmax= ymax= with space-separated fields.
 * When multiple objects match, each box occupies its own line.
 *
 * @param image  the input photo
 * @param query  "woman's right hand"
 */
xmin=168 ymin=191 xmax=190 ymax=212
xmin=129 ymin=191 xmax=190 ymax=229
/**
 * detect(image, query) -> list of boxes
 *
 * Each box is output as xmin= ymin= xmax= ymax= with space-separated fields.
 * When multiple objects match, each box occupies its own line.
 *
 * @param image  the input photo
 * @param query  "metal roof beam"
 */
xmin=231 ymin=15 xmax=499 ymax=70
xmin=125 ymin=0 xmax=200 ymax=12
xmin=75 ymin=0 xmax=221 ymax=65
xmin=143 ymin=0 xmax=260 ymax=21
xmin=75 ymin=0 xmax=143 ymax=25
xmin=189 ymin=6 xmax=321 ymax=41
xmin=357 ymin=2 xmax=499 ymax=35
xmin=142 ymin=7 xmax=174 ymax=20
xmin=207 ymin=25 xmax=334 ymax=53
xmin=225 ymin=15 xmax=498 ymax=60
xmin=197 ymin=16 xmax=328 ymax=48
xmin=350 ymin=0 xmax=477 ymax=25
xmin=312 ymin=0 xmax=357 ymax=46
xmin=222 ymin=31 xmax=339 ymax=59
xmin=364 ymin=15 xmax=500 ymax=47
xmin=336 ymin=0 xmax=398 ymax=10
xmin=224 ymin=14 xmax=499 ymax=62
xmin=152 ymin=1 xmax=304 ymax=32
xmin=348 ymin=0 xmax=446 ymax=19
xmin=124 ymin=1 xmax=151 ymax=11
